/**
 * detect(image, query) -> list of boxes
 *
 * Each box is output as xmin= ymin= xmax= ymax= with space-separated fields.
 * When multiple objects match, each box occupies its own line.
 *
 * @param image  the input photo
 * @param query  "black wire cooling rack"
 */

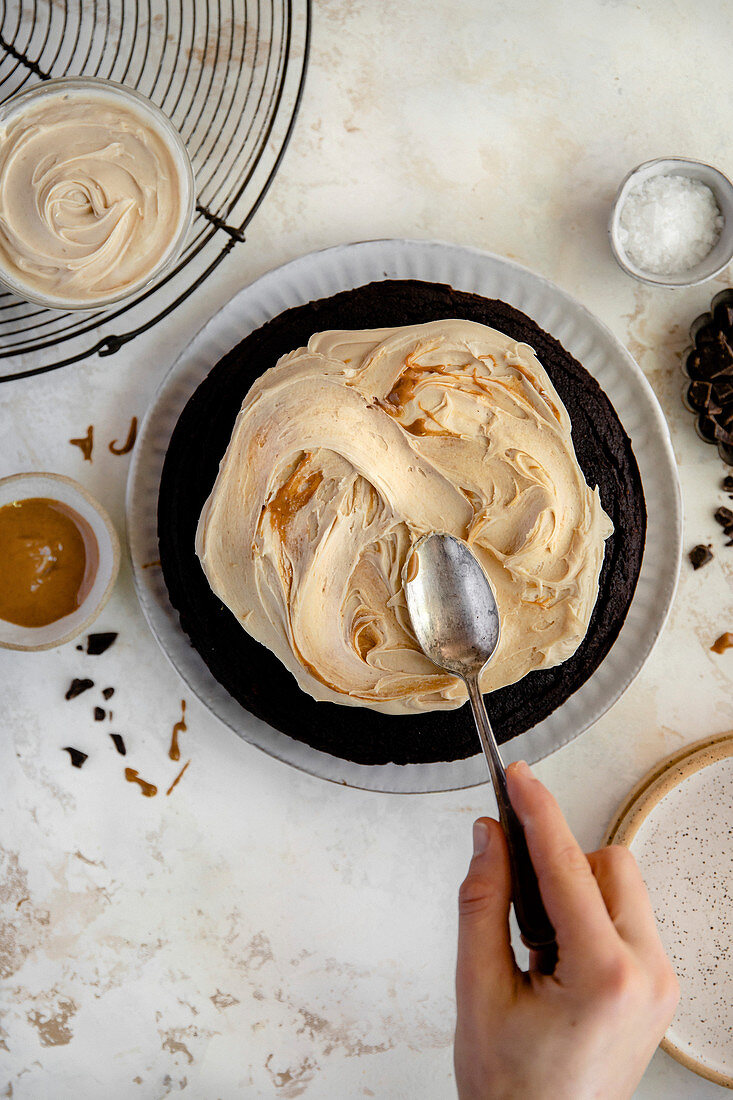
xmin=0 ymin=0 xmax=310 ymax=382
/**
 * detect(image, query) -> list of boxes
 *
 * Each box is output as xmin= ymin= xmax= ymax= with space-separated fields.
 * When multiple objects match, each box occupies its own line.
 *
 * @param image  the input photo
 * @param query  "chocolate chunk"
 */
xmin=63 ymin=747 xmax=88 ymax=768
xmin=687 ymin=379 xmax=712 ymax=410
xmin=723 ymin=475 xmax=733 ymax=492
xmin=714 ymin=506 xmax=733 ymax=530
xmin=93 ymin=707 xmax=105 ymax=721
xmin=102 ymin=687 xmax=115 ymax=700
xmin=86 ymin=632 xmax=118 ymax=655
xmin=689 ymin=545 xmax=713 ymax=570
xmin=65 ymin=678 xmax=94 ymax=700
xmin=109 ymin=733 xmax=126 ymax=756
xmin=711 ymin=631 xmax=733 ymax=654
xmin=713 ymin=300 xmax=733 ymax=331
xmin=713 ymin=377 xmax=733 ymax=403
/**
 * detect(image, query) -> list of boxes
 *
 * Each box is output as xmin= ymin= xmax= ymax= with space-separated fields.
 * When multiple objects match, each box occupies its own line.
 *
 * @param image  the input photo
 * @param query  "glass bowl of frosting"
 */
xmin=0 ymin=77 xmax=195 ymax=310
xmin=0 ymin=472 xmax=120 ymax=651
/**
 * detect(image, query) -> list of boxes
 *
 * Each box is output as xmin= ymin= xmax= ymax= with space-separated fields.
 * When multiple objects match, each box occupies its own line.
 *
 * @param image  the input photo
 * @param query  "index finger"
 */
xmin=506 ymin=762 xmax=618 ymax=968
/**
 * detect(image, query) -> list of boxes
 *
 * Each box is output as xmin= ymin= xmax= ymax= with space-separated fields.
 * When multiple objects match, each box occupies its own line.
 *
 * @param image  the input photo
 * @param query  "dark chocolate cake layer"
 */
xmin=158 ymin=280 xmax=646 ymax=766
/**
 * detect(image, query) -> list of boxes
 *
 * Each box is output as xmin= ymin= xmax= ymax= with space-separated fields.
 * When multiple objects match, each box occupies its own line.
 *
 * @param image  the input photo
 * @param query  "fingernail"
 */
xmin=512 ymin=760 xmax=533 ymax=778
xmin=473 ymin=819 xmax=490 ymax=856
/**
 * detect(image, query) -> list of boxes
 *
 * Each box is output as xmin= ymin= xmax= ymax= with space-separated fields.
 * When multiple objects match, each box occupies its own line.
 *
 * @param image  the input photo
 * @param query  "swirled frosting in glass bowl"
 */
xmin=196 ymin=319 xmax=614 ymax=715
xmin=0 ymin=79 xmax=193 ymax=308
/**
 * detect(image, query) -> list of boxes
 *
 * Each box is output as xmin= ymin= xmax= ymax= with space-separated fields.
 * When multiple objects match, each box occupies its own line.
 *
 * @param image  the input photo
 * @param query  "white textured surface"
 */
xmin=630 ymin=755 xmax=733 ymax=1083
xmin=2 ymin=1 xmax=733 ymax=1097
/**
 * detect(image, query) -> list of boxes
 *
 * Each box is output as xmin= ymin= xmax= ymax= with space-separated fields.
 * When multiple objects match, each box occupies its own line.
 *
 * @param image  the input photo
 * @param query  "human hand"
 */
xmin=454 ymin=761 xmax=679 ymax=1100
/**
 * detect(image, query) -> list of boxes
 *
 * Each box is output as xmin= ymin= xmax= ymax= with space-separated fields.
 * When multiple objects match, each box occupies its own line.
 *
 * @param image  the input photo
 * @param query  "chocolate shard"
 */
xmin=716 ymin=330 xmax=733 ymax=366
xmin=65 ymin=678 xmax=94 ymax=700
xmin=93 ymin=707 xmax=105 ymax=721
xmin=102 ymin=687 xmax=115 ymax=700
xmin=715 ymin=506 xmax=733 ymax=529
xmin=86 ymin=632 xmax=118 ymax=655
xmin=685 ymin=350 xmax=703 ymax=379
xmin=695 ymin=322 xmax=718 ymax=349
xmin=723 ymin=475 xmax=733 ymax=492
xmin=63 ymin=747 xmax=88 ymax=768
xmin=110 ymin=733 xmax=126 ymax=756
xmin=712 ymin=377 xmax=733 ymax=403
xmin=687 ymin=379 xmax=712 ymax=410
xmin=713 ymin=301 xmax=733 ymax=331
xmin=689 ymin=544 xmax=714 ymax=570
xmin=714 ymin=422 xmax=733 ymax=447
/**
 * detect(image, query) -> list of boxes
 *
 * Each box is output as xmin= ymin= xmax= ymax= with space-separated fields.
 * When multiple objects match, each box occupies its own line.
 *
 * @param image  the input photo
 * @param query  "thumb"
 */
xmin=456 ymin=817 xmax=517 ymax=1019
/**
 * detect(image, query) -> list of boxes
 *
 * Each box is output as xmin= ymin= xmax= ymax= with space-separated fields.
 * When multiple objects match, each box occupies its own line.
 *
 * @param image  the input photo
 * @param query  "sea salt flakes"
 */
xmin=617 ymin=174 xmax=723 ymax=275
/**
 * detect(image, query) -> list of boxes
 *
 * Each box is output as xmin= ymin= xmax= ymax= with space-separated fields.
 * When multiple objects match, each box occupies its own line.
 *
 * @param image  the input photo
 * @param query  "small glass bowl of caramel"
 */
xmin=0 ymin=472 xmax=120 ymax=651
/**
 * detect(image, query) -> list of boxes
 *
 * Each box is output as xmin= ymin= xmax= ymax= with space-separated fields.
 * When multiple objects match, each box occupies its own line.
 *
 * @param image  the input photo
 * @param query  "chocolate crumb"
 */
xmin=110 ymin=734 xmax=126 ymax=755
xmin=65 ymin=678 xmax=94 ymax=700
xmin=94 ymin=707 xmax=105 ymax=721
xmin=76 ymin=645 xmax=83 ymax=651
xmin=102 ymin=687 xmax=115 ymax=700
xmin=86 ymin=632 xmax=118 ymax=655
xmin=63 ymin=747 xmax=88 ymax=768
xmin=69 ymin=425 xmax=94 ymax=462
xmin=689 ymin=545 xmax=714 ymax=570
xmin=108 ymin=416 xmax=138 ymax=456
xmin=124 ymin=768 xmax=157 ymax=797
xmin=711 ymin=631 xmax=733 ymax=654
xmin=723 ymin=475 xmax=733 ymax=493
xmin=714 ymin=506 xmax=733 ymax=530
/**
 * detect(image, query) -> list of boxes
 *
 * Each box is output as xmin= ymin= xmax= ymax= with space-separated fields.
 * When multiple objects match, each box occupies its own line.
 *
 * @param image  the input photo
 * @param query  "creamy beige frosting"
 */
xmin=0 ymin=93 xmax=184 ymax=303
xmin=196 ymin=319 xmax=614 ymax=714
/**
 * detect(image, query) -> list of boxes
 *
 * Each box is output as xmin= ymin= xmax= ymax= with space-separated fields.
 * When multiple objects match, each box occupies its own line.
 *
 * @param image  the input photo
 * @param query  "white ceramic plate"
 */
xmin=608 ymin=735 xmax=733 ymax=1089
xmin=126 ymin=239 xmax=682 ymax=792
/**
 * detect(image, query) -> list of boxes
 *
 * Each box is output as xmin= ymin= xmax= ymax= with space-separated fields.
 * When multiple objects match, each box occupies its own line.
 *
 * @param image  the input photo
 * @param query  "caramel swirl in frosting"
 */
xmin=0 ymin=93 xmax=184 ymax=302
xmin=196 ymin=320 xmax=614 ymax=714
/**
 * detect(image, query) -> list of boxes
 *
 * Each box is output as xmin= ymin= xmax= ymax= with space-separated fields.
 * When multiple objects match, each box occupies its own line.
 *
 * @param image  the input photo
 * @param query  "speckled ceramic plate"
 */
xmin=607 ymin=734 xmax=733 ymax=1089
xmin=126 ymin=239 xmax=682 ymax=792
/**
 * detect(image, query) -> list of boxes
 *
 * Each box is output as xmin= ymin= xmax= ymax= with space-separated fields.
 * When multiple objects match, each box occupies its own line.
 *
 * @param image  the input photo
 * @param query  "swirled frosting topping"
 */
xmin=196 ymin=319 xmax=614 ymax=715
xmin=0 ymin=92 xmax=185 ymax=303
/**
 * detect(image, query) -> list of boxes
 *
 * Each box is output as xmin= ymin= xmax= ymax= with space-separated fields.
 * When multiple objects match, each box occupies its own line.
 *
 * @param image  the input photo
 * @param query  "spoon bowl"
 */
xmin=403 ymin=532 xmax=501 ymax=678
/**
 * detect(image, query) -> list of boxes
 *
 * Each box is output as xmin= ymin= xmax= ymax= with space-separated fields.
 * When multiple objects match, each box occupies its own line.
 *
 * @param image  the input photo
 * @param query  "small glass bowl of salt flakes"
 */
xmin=609 ymin=157 xmax=733 ymax=287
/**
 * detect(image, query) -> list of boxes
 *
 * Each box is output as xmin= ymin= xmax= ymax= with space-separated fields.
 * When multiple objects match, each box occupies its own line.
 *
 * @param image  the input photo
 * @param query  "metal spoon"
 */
xmin=403 ymin=532 xmax=556 ymax=959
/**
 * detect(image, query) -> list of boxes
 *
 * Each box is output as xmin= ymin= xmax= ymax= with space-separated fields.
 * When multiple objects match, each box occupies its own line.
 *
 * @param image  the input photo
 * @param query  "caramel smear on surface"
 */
xmin=108 ymin=417 xmax=138 ymax=456
xmin=169 ymin=699 xmax=187 ymax=761
xmin=124 ymin=768 xmax=157 ymax=797
xmin=166 ymin=759 xmax=190 ymax=796
xmin=0 ymin=497 xmax=98 ymax=627
xmin=711 ymin=631 xmax=733 ymax=654
xmin=69 ymin=425 xmax=94 ymax=461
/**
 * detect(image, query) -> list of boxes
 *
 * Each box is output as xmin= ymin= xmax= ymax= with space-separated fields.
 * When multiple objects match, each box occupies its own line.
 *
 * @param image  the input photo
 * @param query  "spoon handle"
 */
xmin=465 ymin=676 xmax=557 ymax=960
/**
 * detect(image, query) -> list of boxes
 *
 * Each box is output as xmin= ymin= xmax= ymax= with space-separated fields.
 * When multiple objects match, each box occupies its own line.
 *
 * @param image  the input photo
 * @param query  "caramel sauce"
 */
xmin=267 ymin=455 xmax=323 ymax=539
xmin=711 ymin=631 xmax=733 ymax=654
xmin=405 ymin=551 xmax=419 ymax=583
xmin=354 ymin=622 xmax=381 ymax=660
xmin=124 ymin=768 xmax=157 ymax=797
xmin=109 ymin=416 xmax=138 ymax=456
xmin=401 ymin=415 xmax=451 ymax=437
xmin=166 ymin=759 xmax=190 ymax=796
xmin=169 ymin=698 xmax=187 ymax=761
xmin=0 ymin=497 xmax=98 ymax=627
xmin=69 ymin=425 xmax=94 ymax=462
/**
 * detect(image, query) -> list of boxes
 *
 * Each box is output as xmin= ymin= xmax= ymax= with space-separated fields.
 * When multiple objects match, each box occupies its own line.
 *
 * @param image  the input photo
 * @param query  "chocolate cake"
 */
xmin=158 ymin=280 xmax=646 ymax=766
